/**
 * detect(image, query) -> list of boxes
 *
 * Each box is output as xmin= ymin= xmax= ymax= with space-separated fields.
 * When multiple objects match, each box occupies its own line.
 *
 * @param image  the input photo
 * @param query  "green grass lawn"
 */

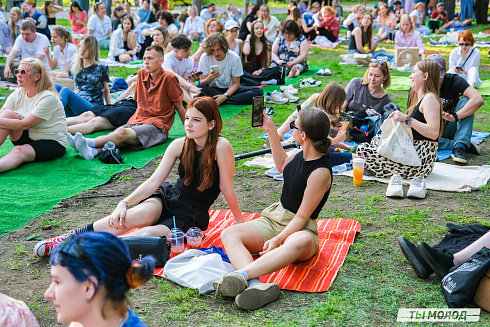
xmin=1 ymin=16 xmax=489 ymax=326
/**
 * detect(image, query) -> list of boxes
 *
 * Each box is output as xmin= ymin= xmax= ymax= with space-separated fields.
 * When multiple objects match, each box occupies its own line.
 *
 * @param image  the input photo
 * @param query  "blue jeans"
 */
xmin=438 ymin=97 xmax=474 ymax=151
xmin=461 ymin=0 xmax=473 ymax=20
xmin=55 ymin=84 xmax=94 ymax=117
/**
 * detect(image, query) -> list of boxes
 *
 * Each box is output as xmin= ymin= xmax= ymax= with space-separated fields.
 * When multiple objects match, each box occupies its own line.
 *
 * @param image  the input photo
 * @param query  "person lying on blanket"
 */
xmin=214 ymin=108 xmax=332 ymax=310
xmin=66 ymin=45 xmax=186 ymax=160
xmin=34 ymin=96 xmax=244 ymax=258
xmin=0 ymin=58 xmax=66 ymax=173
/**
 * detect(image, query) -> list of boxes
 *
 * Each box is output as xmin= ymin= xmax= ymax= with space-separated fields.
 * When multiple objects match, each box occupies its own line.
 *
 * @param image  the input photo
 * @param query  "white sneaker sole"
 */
xmin=235 ymin=283 xmax=280 ymax=310
xmin=214 ymin=273 xmax=247 ymax=297
xmin=386 ymin=189 xmax=404 ymax=198
xmin=451 ymin=154 xmax=467 ymax=164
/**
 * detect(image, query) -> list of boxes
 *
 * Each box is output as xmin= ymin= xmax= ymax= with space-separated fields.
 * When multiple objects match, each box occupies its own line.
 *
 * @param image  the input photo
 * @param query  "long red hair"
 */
xmin=181 ymin=97 xmax=223 ymax=192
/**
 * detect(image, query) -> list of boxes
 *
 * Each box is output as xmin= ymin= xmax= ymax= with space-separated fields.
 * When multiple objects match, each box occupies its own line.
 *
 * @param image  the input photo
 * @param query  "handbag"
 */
xmin=442 ymin=247 xmax=490 ymax=308
xmin=120 ymin=236 xmax=170 ymax=267
xmin=99 ymin=142 xmax=125 ymax=164
xmin=377 ymin=117 xmax=422 ymax=166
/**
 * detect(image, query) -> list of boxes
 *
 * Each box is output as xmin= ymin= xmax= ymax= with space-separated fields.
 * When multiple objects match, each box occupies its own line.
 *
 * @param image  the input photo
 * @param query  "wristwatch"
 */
xmin=224 ymin=93 xmax=229 ymax=98
xmin=452 ymin=112 xmax=459 ymax=122
xmin=405 ymin=116 xmax=413 ymax=125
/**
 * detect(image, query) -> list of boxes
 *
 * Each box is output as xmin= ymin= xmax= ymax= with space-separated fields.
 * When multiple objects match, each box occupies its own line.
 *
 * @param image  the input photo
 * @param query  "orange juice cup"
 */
xmin=341 ymin=121 xmax=349 ymax=131
xmin=352 ymin=158 xmax=366 ymax=187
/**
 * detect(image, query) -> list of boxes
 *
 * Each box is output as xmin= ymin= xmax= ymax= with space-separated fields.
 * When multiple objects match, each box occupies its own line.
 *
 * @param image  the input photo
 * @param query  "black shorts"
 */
xmin=150 ymin=182 xmax=210 ymax=232
xmin=11 ymin=130 xmax=66 ymax=162
xmin=90 ymin=99 xmax=137 ymax=127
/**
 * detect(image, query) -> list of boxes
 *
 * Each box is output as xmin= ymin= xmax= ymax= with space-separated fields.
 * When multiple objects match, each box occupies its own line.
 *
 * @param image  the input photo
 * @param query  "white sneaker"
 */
xmin=265 ymin=166 xmax=280 ymax=178
xmin=317 ymin=69 xmax=325 ymax=76
xmin=265 ymin=91 xmax=288 ymax=105
xmin=281 ymin=91 xmax=299 ymax=103
xmin=386 ymin=172 xmax=404 ymax=198
xmin=323 ymin=68 xmax=332 ymax=76
xmin=299 ymin=78 xmax=321 ymax=88
xmin=280 ymin=85 xmax=298 ymax=94
xmin=407 ymin=176 xmax=427 ymax=199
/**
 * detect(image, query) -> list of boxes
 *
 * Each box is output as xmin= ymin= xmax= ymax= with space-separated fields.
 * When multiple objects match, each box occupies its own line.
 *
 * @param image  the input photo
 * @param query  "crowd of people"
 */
xmin=0 ymin=1 xmax=487 ymax=324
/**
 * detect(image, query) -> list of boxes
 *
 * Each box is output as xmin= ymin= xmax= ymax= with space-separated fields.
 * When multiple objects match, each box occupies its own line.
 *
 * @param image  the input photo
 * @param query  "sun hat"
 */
xmin=225 ymin=20 xmax=239 ymax=31
xmin=426 ymin=54 xmax=446 ymax=78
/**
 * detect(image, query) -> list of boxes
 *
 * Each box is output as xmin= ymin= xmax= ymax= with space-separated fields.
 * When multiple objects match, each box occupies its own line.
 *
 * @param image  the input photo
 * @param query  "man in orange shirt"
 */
xmin=69 ymin=45 xmax=185 ymax=160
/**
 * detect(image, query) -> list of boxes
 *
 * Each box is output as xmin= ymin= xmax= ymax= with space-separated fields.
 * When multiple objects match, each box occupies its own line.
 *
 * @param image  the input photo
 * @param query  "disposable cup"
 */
xmin=168 ymin=229 xmax=185 ymax=254
xmin=352 ymin=158 xmax=366 ymax=187
xmin=186 ymin=227 xmax=204 ymax=249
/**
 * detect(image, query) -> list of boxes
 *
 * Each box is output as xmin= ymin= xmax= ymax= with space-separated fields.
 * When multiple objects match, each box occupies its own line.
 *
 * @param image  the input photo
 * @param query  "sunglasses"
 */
xmin=59 ymin=235 xmax=99 ymax=273
xmin=290 ymin=120 xmax=302 ymax=131
xmin=459 ymin=43 xmax=471 ymax=47
xmin=14 ymin=69 xmax=29 ymax=76
xmin=371 ymin=59 xmax=387 ymax=66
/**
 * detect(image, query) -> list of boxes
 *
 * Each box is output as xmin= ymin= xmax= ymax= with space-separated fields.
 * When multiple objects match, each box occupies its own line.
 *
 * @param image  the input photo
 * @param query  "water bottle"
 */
xmin=332 ymin=163 xmax=352 ymax=175
xmin=360 ymin=125 xmax=369 ymax=133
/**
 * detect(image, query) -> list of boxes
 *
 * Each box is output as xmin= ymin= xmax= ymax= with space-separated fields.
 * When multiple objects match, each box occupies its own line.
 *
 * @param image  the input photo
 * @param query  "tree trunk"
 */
xmin=193 ymin=0 xmax=203 ymax=13
xmin=476 ymin=0 xmax=489 ymax=24
xmin=444 ymin=0 xmax=455 ymax=21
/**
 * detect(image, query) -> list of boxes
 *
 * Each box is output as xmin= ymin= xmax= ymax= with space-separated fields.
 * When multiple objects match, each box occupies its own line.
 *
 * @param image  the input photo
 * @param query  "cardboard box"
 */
xmin=422 ymin=50 xmax=440 ymax=60
xmin=396 ymin=47 xmax=419 ymax=67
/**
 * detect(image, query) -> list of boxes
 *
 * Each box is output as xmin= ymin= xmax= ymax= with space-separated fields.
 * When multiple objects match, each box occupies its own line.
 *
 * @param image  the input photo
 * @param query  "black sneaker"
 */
xmin=451 ymin=147 xmax=467 ymax=164
xmin=416 ymin=242 xmax=454 ymax=279
xmin=468 ymin=141 xmax=481 ymax=155
xmin=398 ymin=237 xmax=433 ymax=279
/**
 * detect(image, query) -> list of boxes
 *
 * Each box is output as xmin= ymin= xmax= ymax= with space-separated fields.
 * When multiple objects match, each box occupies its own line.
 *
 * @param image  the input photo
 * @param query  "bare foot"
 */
xmin=288 ymin=66 xmax=299 ymax=78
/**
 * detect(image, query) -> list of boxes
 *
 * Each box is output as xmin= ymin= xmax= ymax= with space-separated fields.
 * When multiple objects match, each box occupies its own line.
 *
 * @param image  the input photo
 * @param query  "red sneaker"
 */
xmin=33 ymin=241 xmax=61 ymax=258
xmin=42 ymin=230 xmax=76 ymax=244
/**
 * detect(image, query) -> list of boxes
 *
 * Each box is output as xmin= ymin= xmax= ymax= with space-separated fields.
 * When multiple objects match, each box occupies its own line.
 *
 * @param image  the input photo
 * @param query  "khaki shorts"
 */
xmin=119 ymin=123 xmax=167 ymax=150
xmin=247 ymin=202 xmax=319 ymax=252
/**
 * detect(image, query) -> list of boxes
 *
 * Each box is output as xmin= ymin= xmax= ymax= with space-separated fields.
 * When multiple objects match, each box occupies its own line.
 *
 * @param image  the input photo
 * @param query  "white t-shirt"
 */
xmin=12 ymin=33 xmax=51 ymax=70
xmin=53 ymin=42 xmax=78 ymax=72
xmin=2 ymin=89 xmax=66 ymax=147
xmin=198 ymin=50 xmax=243 ymax=89
xmin=263 ymin=16 xmax=280 ymax=44
xmin=410 ymin=10 xmax=423 ymax=26
xmin=87 ymin=14 xmax=112 ymax=41
xmin=163 ymin=51 xmax=194 ymax=77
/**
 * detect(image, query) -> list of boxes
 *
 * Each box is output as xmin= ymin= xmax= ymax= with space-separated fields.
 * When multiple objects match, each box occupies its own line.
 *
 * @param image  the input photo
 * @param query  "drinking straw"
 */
xmin=173 ymin=215 xmax=176 ymax=230
xmin=361 ymin=151 xmax=364 ymax=160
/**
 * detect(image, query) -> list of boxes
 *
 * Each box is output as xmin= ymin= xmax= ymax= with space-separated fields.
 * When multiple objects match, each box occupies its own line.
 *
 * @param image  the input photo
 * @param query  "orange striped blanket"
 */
xmin=153 ymin=209 xmax=361 ymax=292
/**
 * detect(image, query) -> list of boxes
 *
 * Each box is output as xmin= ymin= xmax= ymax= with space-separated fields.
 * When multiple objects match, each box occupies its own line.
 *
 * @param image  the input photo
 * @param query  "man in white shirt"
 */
xmin=3 ymin=20 xmax=50 ymax=80
xmin=163 ymin=34 xmax=202 ymax=103
xmin=198 ymin=33 xmax=263 ymax=105
xmin=200 ymin=3 xmax=216 ymax=21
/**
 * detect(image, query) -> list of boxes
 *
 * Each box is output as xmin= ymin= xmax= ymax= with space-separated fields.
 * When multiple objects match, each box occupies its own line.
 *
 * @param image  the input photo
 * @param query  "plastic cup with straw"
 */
xmin=168 ymin=216 xmax=185 ymax=254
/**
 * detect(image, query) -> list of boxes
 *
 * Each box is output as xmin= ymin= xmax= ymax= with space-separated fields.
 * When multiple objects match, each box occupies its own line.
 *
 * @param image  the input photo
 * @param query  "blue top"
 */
xmin=69 ymin=64 xmax=110 ymax=106
xmin=123 ymin=308 xmax=147 ymax=327
xmin=24 ymin=10 xmax=50 ymax=40
xmin=137 ymin=8 xmax=151 ymax=23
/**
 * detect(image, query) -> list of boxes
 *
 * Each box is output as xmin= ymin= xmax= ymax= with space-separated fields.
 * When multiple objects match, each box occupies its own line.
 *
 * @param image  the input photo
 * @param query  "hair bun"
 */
xmin=125 ymin=257 xmax=156 ymax=289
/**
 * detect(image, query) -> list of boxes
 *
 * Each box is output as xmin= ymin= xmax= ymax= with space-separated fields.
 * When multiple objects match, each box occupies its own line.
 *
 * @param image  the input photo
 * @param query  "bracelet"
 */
xmin=245 ymin=41 xmax=251 ymax=43
xmin=120 ymin=200 xmax=128 ymax=205
xmin=452 ymin=112 xmax=459 ymax=122
xmin=405 ymin=116 xmax=413 ymax=125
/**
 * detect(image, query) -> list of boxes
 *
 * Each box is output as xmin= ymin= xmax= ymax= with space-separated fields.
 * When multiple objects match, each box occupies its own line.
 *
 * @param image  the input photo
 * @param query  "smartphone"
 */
xmin=456 ymin=66 xmax=462 ymax=70
xmin=341 ymin=121 xmax=349 ymax=131
xmin=251 ymin=96 xmax=264 ymax=128
xmin=190 ymin=71 xmax=203 ymax=78
xmin=211 ymin=65 xmax=219 ymax=72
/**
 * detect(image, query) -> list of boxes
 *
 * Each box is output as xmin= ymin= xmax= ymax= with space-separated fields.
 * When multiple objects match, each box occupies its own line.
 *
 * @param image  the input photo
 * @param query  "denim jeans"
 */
xmin=55 ymin=84 xmax=95 ymax=117
xmin=438 ymin=97 xmax=474 ymax=151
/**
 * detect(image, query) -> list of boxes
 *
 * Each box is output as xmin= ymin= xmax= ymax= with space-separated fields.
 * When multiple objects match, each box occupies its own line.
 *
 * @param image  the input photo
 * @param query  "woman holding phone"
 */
xmin=215 ymin=107 xmax=333 ymax=310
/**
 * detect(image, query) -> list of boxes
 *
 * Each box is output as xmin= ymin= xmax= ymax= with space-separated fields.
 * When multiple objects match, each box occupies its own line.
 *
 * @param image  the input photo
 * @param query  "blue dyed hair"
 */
xmin=50 ymin=232 xmax=155 ymax=314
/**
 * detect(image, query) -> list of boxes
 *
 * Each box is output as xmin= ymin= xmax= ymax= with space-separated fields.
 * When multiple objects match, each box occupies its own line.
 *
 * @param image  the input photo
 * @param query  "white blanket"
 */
xmin=339 ymin=162 xmax=490 ymax=192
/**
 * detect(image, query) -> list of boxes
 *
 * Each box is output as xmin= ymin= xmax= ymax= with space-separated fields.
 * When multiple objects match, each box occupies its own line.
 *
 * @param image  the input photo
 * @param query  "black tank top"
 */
xmin=175 ymin=149 xmax=221 ymax=210
xmin=410 ymin=97 xmax=437 ymax=141
xmin=348 ymin=30 xmax=368 ymax=51
xmin=281 ymin=151 xmax=332 ymax=219
xmin=47 ymin=17 xmax=56 ymax=25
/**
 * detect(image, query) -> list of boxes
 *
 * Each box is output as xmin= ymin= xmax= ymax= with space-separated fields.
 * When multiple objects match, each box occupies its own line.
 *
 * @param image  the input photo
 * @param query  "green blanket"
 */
xmin=0 ymin=104 xmax=243 ymax=237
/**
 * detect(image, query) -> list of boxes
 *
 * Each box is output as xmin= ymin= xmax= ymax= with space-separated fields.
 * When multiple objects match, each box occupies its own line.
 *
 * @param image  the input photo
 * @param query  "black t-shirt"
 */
xmin=239 ymin=14 xmax=255 ymax=40
xmin=439 ymin=73 xmax=469 ymax=113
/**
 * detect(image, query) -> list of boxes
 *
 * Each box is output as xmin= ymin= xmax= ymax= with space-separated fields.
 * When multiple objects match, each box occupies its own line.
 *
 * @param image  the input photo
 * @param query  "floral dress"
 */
xmin=69 ymin=64 xmax=110 ymax=107
xmin=271 ymin=34 xmax=308 ymax=74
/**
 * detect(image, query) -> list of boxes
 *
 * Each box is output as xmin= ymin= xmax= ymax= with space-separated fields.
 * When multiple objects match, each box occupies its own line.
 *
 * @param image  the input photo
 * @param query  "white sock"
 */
xmin=74 ymin=133 xmax=95 ymax=160
xmin=66 ymin=133 xmax=78 ymax=153
xmin=262 ymin=79 xmax=277 ymax=85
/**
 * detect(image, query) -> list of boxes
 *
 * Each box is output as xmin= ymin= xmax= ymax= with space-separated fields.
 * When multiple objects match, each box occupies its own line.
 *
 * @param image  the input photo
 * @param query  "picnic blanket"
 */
xmin=339 ymin=162 xmax=490 ymax=192
xmin=309 ymin=40 xmax=343 ymax=49
xmin=436 ymin=131 xmax=490 ymax=161
xmin=153 ymin=209 xmax=361 ymax=292
xmin=428 ymin=39 xmax=490 ymax=47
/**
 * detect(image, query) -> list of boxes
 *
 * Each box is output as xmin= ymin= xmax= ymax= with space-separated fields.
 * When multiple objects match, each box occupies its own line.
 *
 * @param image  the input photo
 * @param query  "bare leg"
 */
xmin=453 ymin=232 xmax=490 ymax=265
xmin=241 ymin=231 xmax=316 ymax=280
xmin=288 ymin=65 xmax=299 ymax=78
xmin=0 ymin=109 xmax=23 ymax=144
xmin=67 ymin=116 xmax=115 ymax=134
xmin=221 ymin=223 xmax=265 ymax=271
xmin=92 ymin=126 xmax=141 ymax=149
xmin=92 ymin=198 xmax=165 ymax=236
xmin=0 ymin=144 xmax=36 ymax=173
xmin=67 ymin=111 xmax=96 ymax=126
xmin=118 ymin=54 xmax=132 ymax=63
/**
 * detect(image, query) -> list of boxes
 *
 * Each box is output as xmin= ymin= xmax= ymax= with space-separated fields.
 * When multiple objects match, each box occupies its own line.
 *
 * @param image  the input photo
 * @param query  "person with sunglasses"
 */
xmin=214 ymin=108 xmax=332 ymax=310
xmin=44 ymin=231 xmax=155 ymax=326
xmin=342 ymin=59 xmax=392 ymax=115
xmin=0 ymin=58 xmax=66 ymax=173
xmin=446 ymin=30 xmax=482 ymax=89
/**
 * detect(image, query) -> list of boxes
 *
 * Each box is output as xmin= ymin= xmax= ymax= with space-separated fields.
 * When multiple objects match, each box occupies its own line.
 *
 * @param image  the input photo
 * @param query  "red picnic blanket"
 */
xmin=153 ymin=209 xmax=361 ymax=292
